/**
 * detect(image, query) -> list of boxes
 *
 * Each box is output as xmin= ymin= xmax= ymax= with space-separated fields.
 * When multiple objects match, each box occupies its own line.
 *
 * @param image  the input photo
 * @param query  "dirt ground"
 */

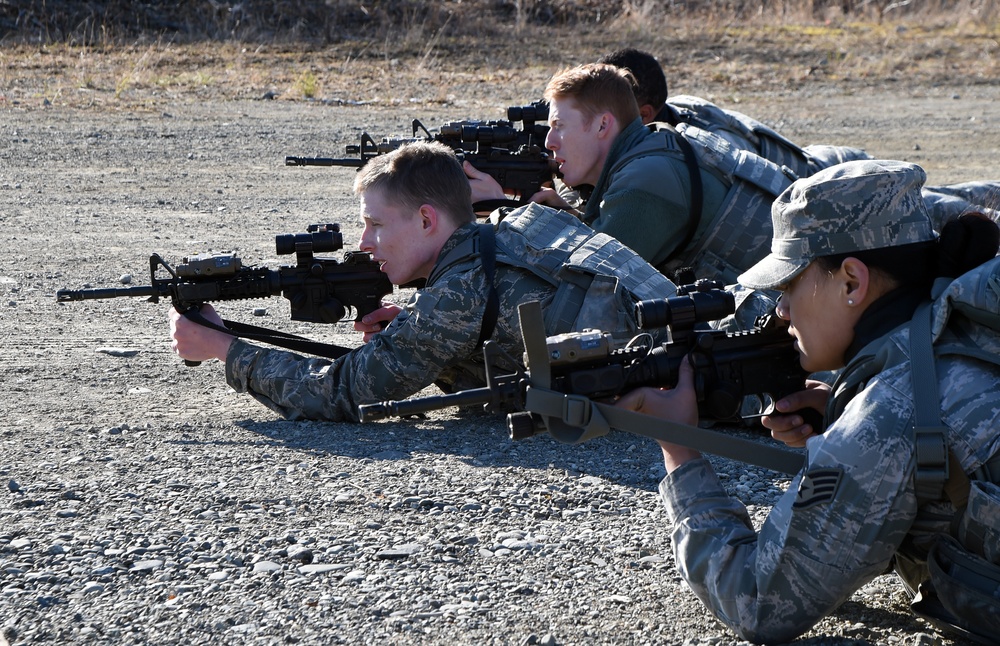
xmin=6 ymin=79 xmax=1000 ymax=433
xmin=2 ymin=43 xmax=999 ymax=645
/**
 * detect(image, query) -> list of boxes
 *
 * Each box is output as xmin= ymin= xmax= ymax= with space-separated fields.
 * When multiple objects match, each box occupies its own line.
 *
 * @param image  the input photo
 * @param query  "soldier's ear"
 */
xmin=839 ymin=257 xmax=871 ymax=307
xmin=417 ymin=204 xmax=438 ymax=232
xmin=596 ymin=112 xmax=615 ymax=138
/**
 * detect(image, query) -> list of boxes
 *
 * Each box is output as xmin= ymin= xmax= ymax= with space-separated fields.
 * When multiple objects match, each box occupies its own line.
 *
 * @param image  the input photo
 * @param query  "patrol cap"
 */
xmin=738 ymin=159 xmax=937 ymax=290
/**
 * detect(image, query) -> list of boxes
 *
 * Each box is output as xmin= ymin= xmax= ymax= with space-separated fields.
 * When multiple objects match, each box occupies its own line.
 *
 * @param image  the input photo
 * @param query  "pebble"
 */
xmin=4 ymin=102 xmax=969 ymax=644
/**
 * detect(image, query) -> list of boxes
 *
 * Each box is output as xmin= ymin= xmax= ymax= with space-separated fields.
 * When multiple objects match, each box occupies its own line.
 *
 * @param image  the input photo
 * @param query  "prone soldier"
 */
xmin=169 ymin=141 xmax=676 ymax=422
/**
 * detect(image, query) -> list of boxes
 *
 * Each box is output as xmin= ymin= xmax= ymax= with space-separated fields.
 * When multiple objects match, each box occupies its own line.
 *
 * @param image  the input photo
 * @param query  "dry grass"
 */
xmin=1 ymin=4 xmax=999 ymax=112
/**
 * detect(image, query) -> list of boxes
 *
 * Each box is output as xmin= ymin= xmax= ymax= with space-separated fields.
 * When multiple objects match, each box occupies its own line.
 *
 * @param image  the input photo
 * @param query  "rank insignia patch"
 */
xmin=793 ymin=467 xmax=844 ymax=510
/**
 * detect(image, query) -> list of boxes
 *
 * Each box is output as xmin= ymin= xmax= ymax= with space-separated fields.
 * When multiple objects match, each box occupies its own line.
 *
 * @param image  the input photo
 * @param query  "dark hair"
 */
xmin=598 ymin=48 xmax=668 ymax=110
xmin=353 ymin=141 xmax=475 ymax=226
xmin=816 ymin=212 xmax=1000 ymax=294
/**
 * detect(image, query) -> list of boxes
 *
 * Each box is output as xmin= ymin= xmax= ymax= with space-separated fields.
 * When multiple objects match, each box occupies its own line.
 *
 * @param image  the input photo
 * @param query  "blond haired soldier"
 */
xmin=169 ymin=141 xmax=675 ymax=422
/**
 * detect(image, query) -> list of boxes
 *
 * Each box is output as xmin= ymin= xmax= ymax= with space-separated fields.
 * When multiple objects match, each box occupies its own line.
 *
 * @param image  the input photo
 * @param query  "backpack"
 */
xmin=664 ymin=95 xmax=872 ymax=179
xmin=647 ymin=121 xmax=796 ymax=285
xmin=434 ymin=203 xmax=677 ymax=345
xmin=831 ymin=256 xmax=1000 ymax=642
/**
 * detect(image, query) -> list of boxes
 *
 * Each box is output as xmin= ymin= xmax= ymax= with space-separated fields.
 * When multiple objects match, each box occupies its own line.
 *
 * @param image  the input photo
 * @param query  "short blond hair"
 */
xmin=353 ymin=141 xmax=475 ymax=226
xmin=543 ymin=63 xmax=640 ymax=127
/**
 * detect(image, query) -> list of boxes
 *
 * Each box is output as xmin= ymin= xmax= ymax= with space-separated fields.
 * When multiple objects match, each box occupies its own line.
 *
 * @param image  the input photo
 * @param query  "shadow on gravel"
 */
xmin=234 ymin=414 xmax=666 ymax=492
xmin=800 ymin=600 xmax=946 ymax=645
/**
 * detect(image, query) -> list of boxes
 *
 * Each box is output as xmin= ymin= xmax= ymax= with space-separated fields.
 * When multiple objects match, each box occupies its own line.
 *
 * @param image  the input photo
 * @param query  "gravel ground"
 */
xmin=2 ymin=80 xmax=999 ymax=645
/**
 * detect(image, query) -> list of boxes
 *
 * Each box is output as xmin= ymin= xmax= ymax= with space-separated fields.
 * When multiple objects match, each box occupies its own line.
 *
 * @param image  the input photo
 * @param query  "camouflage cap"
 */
xmin=738 ymin=159 xmax=937 ymax=290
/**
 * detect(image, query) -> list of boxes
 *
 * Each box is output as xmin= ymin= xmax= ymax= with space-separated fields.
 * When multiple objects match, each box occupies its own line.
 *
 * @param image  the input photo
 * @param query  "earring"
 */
xmin=847 ymin=299 xmax=855 ymax=306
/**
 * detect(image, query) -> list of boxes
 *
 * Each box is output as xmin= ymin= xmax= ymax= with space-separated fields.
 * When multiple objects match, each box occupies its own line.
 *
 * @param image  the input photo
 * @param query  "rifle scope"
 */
xmin=274 ymin=223 xmax=343 ymax=256
xmin=439 ymin=121 xmax=521 ymax=146
xmin=635 ymin=288 xmax=734 ymax=330
xmin=507 ymin=101 xmax=549 ymax=123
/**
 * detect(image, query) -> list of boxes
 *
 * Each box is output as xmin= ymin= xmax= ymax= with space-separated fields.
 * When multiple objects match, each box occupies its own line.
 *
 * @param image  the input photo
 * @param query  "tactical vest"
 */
xmin=435 ymin=203 xmax=677 ymax=341
xmin=827 ymin=257 xmax=1000 ymax=642
xmin=612 ymin=122 xmax=796 ymax=285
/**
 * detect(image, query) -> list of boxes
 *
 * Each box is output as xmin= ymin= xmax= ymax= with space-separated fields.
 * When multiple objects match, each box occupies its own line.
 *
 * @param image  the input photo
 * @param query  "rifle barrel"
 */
xmin=285 ymin=156 xmax=361 ymax=167
xmin=56 ymin=285 xmax=159 ymax=301
xmin=359 ymin=387 xmax=492 ymax=422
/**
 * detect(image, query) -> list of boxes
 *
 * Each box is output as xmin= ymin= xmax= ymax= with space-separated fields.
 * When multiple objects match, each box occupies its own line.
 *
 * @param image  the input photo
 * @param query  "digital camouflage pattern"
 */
xmin=660 ymin=95 xmax=1000 ymax=231
xmin=660 ymin=245 xmax=1000 ymax=644
xmin=662 ymin=94 xmax=872 ymax=179
xmin=225 ymin=222 xmax=554 ymax=422
xmin=739 ymin=159 xmax=938 ymax=291
xmin=658 ymin=313 xmax=1000 ymax=643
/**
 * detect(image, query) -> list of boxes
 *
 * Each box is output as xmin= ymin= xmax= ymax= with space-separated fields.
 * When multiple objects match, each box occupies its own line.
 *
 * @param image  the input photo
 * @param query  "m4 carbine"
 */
xmin=57 ymin=223 xmax=392 ymax=361
xmin=285 ymin=105 xmax=557 ymax=209
xmin=360 ymin=283 xmax=820 ymax=473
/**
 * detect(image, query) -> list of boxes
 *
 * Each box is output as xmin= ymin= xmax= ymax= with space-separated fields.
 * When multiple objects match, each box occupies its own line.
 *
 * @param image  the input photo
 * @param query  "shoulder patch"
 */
xmin=793 ymin=467 xmax=844 ymax=510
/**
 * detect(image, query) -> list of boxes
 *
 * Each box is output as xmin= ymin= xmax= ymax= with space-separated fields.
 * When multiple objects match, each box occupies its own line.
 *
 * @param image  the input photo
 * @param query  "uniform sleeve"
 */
xmin=224 ymin=269 xmax=491 ymax=422
xmin=660 ymin=370 xmax=919 ymax=643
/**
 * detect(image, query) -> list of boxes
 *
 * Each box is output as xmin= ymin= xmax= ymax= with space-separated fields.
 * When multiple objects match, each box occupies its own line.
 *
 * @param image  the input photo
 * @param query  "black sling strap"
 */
xmin=183 ymin=308 xmax=356 ymax=361
xmin=671 ymin=127 xmax=704 ymax=264
xmin=476 ymin=223 xmax=501 ymax=349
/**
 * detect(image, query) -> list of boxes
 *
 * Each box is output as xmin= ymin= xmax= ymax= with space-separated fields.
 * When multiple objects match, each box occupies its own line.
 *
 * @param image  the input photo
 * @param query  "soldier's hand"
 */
xmin=464 ymin=161 xmax=507 ymax=203
xmin=169 ymin=304 xmax=233 ymax=363
xmin=761 ymin=379 xmax=830 ymax=448
xmin=615 ymin=355 xmax=702 ymax=472
xmin=529 ymin=187 xmax=573 ymax=211
xmin=354 ymin=303 xmax=401 ymax=342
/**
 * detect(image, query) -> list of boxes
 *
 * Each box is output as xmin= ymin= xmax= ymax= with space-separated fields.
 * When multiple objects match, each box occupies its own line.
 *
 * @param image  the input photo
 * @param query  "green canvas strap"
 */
xmin=522 ymin=385 xmax=806 ymax=475
xmin=909 ymin=300 xmax=950 ymax=504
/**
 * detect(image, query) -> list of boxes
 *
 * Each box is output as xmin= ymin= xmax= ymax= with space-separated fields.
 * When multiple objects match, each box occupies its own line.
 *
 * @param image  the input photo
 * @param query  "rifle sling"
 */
xmin=476 ymin=223 xmax=500 ymax=350
xmin=183 ymin=309 xmax=356 ymax=360
xmin=526 ymin=385 xmax=806 ymax=476
xmin=672 ymin=128 xmax=704 ymax=261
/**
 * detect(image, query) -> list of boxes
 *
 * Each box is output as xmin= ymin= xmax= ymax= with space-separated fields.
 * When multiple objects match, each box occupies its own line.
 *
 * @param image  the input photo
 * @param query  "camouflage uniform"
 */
xmin=657 ymin=94 xmax=1000 ymax=228
xmin=658 ymin=160 xmax=1000 ymax=643
xmin=225 ymin=222 xmax=554 ymax=422
xmin=659 ymin=95 xmax=871 ymax=178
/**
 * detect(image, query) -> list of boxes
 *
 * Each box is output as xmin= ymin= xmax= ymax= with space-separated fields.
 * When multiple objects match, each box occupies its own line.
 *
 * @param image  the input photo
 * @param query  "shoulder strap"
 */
xmin=183 ymin=308 xmax=356 ymax=360
xmin=670 ymin=127 xmax=704 ymax=267
xmin=909 ymin=300 xmax=953 ymax=505
xmin=476 ymin=223 xmax=500 ymax=349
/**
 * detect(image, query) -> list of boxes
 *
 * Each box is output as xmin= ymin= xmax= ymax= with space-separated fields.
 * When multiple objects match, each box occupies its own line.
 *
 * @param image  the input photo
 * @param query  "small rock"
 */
xmin=376 ymin=543 xmax=422 ymax=560
xmin=95 ymin=347 xmax=140 ymax=358
xmin=252 ymin=561 xmax=281 ymax=573
xmin=130 ymin=560 xmax=164 ymax=573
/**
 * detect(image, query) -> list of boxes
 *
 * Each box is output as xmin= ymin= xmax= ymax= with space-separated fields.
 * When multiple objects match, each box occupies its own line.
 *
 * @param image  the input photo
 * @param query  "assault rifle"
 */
xmin=285 ymin=104 xmax=557 ymax=209
xmin=360 ymin=283 xmax=817 ymax=474
xmin=57 ymin=223 xmax=393 ymax=363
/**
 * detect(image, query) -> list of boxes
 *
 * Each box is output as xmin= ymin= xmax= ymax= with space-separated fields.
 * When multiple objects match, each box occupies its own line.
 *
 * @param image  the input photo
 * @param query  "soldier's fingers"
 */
xmin=769 ymin=423 xmax=814 ymax=448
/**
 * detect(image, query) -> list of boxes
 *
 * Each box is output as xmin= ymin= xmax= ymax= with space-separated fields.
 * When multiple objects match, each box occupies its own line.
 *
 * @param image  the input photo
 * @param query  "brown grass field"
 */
xmin=2 ymin=1 xmax=1000 ymax=112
